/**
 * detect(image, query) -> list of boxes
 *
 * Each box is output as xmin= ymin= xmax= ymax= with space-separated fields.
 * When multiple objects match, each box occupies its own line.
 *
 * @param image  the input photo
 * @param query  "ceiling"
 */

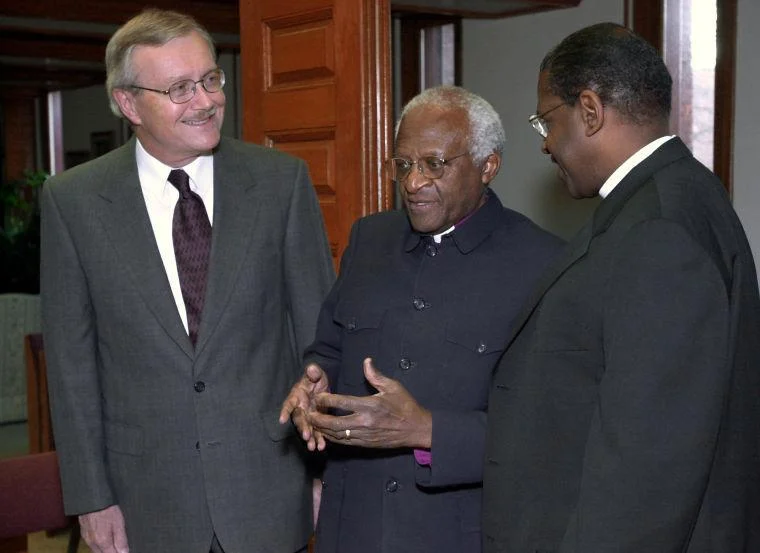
xmin=0 ymin=0 xmax=579 ymax=93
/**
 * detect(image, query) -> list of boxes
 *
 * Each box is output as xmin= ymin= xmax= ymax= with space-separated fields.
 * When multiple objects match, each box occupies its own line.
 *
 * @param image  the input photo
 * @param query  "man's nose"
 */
xmin=191 ymin=84 xmax=218 ymax=108
xmin=403 ymin=165 xmax=431 ymax=192
xmin=541 ymin=139 xmax=550 ymax=155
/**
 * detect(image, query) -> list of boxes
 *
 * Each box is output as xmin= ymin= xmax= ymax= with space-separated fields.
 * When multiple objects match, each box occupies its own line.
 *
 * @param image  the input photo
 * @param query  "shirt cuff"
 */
xmin=414 ymin=449 xmax=431 ymax=466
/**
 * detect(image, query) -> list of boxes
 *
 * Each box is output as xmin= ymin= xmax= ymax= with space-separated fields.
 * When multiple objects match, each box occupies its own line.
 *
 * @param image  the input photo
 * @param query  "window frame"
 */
xmin=626 ymin=0 xmax=737 ymax=194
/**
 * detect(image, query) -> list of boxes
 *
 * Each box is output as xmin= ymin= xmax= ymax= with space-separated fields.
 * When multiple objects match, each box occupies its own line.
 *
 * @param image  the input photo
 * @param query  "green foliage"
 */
xmin=0 ymin=169 xmax=48 ymax=294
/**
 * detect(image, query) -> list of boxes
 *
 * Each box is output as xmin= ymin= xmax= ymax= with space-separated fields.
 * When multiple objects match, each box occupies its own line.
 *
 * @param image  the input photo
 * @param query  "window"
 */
xmin=664 ymin=0 xmax=716 ymax=169
xmin=627 ymin=0 xmax=736 ymax=192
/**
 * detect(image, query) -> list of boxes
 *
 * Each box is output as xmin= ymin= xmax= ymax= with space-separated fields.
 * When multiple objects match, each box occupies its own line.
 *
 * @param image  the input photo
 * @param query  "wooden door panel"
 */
xmin=266 ymin=11 xmax=335 ymax=84
xmin=240 ymin=0 xmax=392 ymax=267
xmin=270 ymin=133 xmax=339 ymax=258
xmin=261 ymin=87 xmax=336 ymax=130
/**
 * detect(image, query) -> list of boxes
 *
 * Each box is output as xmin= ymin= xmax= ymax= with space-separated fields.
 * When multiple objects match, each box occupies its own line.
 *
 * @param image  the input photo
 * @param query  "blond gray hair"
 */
xmin=105 ymin=8 xmax=216 ymax=117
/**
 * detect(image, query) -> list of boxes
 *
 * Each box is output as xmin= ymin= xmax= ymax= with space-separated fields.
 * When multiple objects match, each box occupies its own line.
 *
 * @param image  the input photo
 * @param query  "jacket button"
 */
xmin=346 ymin=319 xmax=357 ymax=331
xmin=477 ymin=341 xmax=487 ymax=354
xmin=425 ymin=244 xmax=438 ymax=257
xmin=194 ymin=381 xmax=206 ymax=393
xmin=412 ymin=297 xmax=426 ymax=310
xmin=398 ymin=358 xmax=411 ymax=370
xmin=385 ymin=479 xmax=399 ymax=493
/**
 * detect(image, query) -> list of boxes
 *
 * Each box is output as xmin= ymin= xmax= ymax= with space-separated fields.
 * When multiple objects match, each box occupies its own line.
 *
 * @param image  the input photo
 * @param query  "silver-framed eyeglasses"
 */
xmin=130 ymin=68 xmax=225 ymax=104
xmin=385 ymin=153 xmax=468 ymax=182
xmin=528 ymin=101 xmax=570 ymax=138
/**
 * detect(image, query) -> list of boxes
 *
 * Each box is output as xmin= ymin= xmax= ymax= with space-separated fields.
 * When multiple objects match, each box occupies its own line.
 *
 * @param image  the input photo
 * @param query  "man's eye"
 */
xmin=425 ymin=158 xmax=444 ymax=170
xmin=395 ymin=160 xmax=412 ymax=170
xmin=171 ymin=81 xmax=193 ymax=96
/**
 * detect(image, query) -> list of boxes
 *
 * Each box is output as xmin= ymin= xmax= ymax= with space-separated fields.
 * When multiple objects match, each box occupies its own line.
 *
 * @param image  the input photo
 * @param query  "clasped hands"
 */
xmin=279 ymin=358 xmax=432 ymax=451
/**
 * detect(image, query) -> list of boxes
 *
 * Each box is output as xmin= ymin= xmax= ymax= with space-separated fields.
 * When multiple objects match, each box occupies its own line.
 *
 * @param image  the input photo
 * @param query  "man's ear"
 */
xmin=577 ymin=89 xmax=604 ymax=137
xmin=112 ymin=89 xmax=142 ymax=126
xmin=481 ymin=152 xmax=502 ymax=184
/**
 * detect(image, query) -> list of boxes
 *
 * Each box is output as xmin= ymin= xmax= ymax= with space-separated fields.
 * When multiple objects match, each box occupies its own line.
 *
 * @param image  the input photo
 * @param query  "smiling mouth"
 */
xmin=185 ymin=118 xmax=213 ymax=126
xmin=407 ymin=199 xmax=437 ymax=209
xmin=184 ymin=110 xmax=217 ymax=126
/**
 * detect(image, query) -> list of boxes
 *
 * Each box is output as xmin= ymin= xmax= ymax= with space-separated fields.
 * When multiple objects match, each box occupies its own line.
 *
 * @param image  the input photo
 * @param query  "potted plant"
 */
xmin=0 ymin=169 xmax=47 ymax=294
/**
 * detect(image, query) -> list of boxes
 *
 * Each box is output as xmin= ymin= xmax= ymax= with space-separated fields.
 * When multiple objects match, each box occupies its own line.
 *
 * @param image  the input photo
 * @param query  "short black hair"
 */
xmin=540 ymin=22 xmax=672 ymax=125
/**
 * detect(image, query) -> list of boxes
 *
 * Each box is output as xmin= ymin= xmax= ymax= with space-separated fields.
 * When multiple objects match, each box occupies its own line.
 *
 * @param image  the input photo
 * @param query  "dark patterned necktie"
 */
xmin=168 ymin=169 xmax=211 ymax=346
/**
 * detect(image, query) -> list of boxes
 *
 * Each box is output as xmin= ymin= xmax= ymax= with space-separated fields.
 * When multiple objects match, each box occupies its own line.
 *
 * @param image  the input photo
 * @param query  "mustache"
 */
xmin=185 ymin=107 xmax=218 ymax=122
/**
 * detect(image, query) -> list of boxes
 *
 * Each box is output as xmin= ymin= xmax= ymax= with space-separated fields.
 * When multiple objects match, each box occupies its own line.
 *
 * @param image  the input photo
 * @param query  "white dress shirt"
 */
xmin=598 ymin=135 xmax=675 ymax=199
xmin=135 ymin=139 xmax=215 ymax=333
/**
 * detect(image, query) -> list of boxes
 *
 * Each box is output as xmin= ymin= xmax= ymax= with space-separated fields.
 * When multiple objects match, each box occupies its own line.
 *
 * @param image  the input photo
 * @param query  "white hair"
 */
xmin=395 ymin=85 xmax=505 ymax=165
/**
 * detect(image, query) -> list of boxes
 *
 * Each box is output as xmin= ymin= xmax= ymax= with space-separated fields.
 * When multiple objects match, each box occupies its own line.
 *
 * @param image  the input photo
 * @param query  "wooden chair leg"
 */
xmin=66 ymin=520 xmax=81 ymax=553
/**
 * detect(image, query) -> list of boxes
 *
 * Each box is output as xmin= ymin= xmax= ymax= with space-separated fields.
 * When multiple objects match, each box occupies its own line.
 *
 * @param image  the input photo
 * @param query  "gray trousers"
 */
xmin=210 ymin=535 xmax=308 ymax=553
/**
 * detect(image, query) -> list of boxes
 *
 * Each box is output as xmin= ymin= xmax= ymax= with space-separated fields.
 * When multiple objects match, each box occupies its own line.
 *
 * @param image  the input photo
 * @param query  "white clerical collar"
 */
xmin=598 ymin=135 xmax=675 ymax=199
xmin=432 ymin=225 xmax=455 ymax=244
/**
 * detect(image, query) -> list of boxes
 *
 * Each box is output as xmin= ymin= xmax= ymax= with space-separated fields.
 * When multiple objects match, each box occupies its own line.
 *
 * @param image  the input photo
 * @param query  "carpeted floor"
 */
xmin=27 ymin=530 xmax=91 ymax=553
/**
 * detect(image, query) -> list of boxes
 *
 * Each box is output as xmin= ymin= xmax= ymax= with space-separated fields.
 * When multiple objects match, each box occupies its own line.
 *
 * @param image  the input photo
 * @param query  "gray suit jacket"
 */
xmin=41 ymin=137 xmax=335 ymax=553
xmin=483 ymin=138 xmax=760 ymax=552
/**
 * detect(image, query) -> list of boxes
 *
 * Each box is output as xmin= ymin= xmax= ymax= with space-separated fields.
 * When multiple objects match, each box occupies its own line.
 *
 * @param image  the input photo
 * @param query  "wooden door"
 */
xmin=239 ymin=0 xmax=394 ymax=266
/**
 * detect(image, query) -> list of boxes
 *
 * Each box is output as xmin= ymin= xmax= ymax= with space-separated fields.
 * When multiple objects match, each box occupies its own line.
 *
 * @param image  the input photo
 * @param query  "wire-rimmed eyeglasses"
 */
xmin=385 ymin=153 xmax=468 ymax=182
xmin=130 ymin=68 xmax=225 ymax=104
xmin=528 ymin=101 xmax=570 ymax=138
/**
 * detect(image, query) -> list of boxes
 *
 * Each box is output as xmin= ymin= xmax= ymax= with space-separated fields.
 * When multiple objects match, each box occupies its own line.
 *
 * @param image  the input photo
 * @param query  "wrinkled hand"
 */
xmin=279 ymin=363 xmax=330 ymax=451
xmin=79 ymin=504 xmax=129 ymax=553
xmin=308 ymin=358 xmax=432 ymax=449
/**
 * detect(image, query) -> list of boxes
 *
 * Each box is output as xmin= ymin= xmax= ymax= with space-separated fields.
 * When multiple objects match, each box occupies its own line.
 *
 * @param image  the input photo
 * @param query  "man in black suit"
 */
xmin=280 ymin=86 xmax=563 ymax=552
xmin=482 ymin=22 xmax=760 ymax=552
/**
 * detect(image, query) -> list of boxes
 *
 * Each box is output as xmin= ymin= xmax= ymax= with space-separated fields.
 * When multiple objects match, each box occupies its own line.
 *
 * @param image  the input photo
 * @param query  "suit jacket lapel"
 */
xmin=195 ymin=140 xmax=263 ymax=354
xmin=96 ymin=140 xmax=194 ymax=359
xmin=500 ymin=137 xmax=693 ymax=354
xmin=501 ymin=220 xmax=593 ymax=351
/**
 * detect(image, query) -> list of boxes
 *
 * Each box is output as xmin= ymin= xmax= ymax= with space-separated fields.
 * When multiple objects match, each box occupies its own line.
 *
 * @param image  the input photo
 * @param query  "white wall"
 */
xmin=733 ymin=0 xmax=760 ymax=270
xmin=461 ymin=0 xmax=624 ymax=240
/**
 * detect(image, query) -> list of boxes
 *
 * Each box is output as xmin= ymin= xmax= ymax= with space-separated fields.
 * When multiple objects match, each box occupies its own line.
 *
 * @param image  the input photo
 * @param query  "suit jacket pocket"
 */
xmin=440 ymin=324 xmax=510 ymax=404
xmin=332 ymin=302 xmax=387 ymax=386
xmin=104 ymin=420 xmax=144 ymax=456
xmin=445 ymin=325 xmax=509 ymax=357
xmin=261 ymin=409 xmax=296 ymax=442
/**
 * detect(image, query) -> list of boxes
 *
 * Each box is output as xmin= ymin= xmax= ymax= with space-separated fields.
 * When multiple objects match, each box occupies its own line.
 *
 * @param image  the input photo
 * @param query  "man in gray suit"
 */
xmin=41 ymin=9 xmax=334 ymax=553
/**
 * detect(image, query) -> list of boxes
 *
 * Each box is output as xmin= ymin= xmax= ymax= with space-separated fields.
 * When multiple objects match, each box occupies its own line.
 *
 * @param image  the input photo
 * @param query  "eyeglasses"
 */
xmin=385 ymin=153 xmax=468 ymax=182
xmin=130 ymin=68 xmax=225 ymax=104
xmin=528 ymin=101 xmax=570 ymax=138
